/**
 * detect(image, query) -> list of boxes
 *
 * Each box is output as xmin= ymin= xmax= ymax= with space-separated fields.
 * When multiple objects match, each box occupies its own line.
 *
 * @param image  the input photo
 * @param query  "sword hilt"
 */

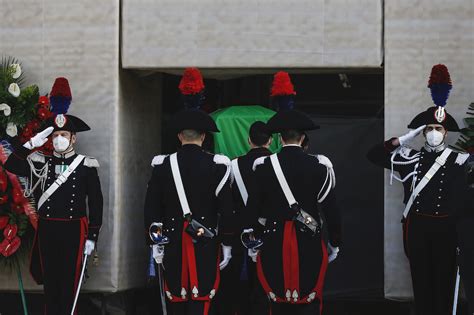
xmin=149 ymin=222 xmax=170 ymax=245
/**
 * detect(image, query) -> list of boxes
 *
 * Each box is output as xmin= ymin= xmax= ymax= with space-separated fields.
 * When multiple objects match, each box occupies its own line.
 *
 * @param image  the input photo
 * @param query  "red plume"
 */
xmin=271 ymin=71 xmax=296 ymax=97
xmin=50 ymin=77 xmax=72 ymax=98
xmin=179 ymin=68 xmax=205 ymax=95
xmin=428 ymin=64 xmax=452 ymax=86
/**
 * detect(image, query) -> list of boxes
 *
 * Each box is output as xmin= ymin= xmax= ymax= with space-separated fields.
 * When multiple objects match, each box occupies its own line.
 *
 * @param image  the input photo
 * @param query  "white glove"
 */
xmin=152 ymin=244 xmax=165 ymax=264
xmin=84 ymin=240 xmax=95 ymax=256
xmin=248 ymin=248 xmax=259 ymax=263
xmin=219 ymin=244 xmax=232 ymax=270
xmin=23 ymin=126 xmax=54 ymax=150
xmin=398 ymin=125 xmax=426 ymax=146
xmin=327 ymin=243 xmax=340 ymax=263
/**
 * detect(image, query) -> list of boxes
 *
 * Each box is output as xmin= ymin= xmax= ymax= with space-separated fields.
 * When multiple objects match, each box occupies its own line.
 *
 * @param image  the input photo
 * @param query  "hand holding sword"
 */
xmin=70 ymin=240 xmax=95 ymax=315
xmin=241 ymin=228 xmax=264 ymax=263
xmin=149 ymin=222 xmax=170 ymax=315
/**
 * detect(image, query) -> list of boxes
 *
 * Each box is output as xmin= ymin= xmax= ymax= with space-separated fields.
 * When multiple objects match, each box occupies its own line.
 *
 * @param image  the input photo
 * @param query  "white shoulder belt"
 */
xmin=169 ymin=153 xmax=192 ymax=217
xmin=402 ymin=148 xmax=452 ymax=218
xmin=38 ymin=155 xmax=85 ymax=210
xmin=231 ymin=158 xmax=248 ymax=205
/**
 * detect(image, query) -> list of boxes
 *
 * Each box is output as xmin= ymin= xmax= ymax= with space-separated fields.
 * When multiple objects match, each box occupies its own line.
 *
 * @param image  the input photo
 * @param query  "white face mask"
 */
xmin=425 ymin=130 xmax=445 ymax=147
xmin=53 ymin=135 xmax=71 ymax=153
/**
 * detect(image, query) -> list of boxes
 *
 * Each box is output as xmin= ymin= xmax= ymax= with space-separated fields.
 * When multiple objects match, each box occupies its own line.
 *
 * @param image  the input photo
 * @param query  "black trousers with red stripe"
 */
xmin=405 ymin=213 xmax=457 ymax=315
xmin=38 ymin=217 xmax=86 ymax=315
xmin=167 ymin=300 xmax=212 ymax=315
xmin=217 ymin=250 xmax=269 ymax=315
xmin=270 ymin=301 xmax=320 ymax=315
xmin=457 ymin=217 xmax=474 ymax=315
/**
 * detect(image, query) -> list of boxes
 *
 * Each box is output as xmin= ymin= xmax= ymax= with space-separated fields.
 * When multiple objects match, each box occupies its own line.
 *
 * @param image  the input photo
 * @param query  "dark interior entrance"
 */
xmin=160 ymin=71 xmax=384 ymax=298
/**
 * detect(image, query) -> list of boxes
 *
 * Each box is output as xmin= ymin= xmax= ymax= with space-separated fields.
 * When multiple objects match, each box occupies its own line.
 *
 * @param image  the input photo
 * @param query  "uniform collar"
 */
xmin=248 ymin=147 xmax=271 ymax=154
xmin=281 ymin=144 xmax=303 ymax=153
xmin=423 ymin=142 xmax=446 ymax=153
xmin=53 ymin=150 xmax=76 ymax=159
xmin=179 ymin=144 xmax=203 ymax=152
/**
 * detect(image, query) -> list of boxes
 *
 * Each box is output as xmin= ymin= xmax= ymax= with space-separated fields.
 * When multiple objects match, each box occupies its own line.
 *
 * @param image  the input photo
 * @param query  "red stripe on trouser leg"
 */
xmin=282 ymin=221 xmax=293 ymax=300
xmin=256 ymin=253 xmax=272 ymax=292
xmin=182 ymin=225 xmax=199 ymax=296
xmin=203 ymin=301 xmax=211 ymax=315
xmin=289 ymin=223 xmax=299 ymax=299
xmin=72 ymin=217 xmax=88 ymax=315
xmin=316 ymin=240 xmax=328 ymax=313
xmin=181 ymin=222 xmax=190 ymax=295
xmin=283 ymin=221 xmax=299 ymax=302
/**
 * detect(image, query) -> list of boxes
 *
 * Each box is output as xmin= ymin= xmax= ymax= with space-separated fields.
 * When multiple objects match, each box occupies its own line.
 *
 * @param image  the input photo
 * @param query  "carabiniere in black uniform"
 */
xmin=5 ymin=112 xmax=103 ymax=315
xmin=367 ymin=105 xmax=469 ymax=315
xmin=244 ymin=110 xmax=342 ymax=315
xmin=144 ymin=118 xmax=234 ymax=314
xmin=218 ymin=121 xmax=273 ymax=315
xmin=144 ymin=68 xmax=235 ymax=315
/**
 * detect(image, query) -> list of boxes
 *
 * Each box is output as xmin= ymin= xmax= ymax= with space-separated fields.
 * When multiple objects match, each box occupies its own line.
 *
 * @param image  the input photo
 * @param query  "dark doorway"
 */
xmin=160 ymin=70 xmax=384 ymax=298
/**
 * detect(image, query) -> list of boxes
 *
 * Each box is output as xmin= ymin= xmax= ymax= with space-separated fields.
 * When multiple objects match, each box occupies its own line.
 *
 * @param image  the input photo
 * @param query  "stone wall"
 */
xmin=122 ymin=0 xmax=383 ymax=69
xmin=0 ymin=0 xmax=119 ymax=291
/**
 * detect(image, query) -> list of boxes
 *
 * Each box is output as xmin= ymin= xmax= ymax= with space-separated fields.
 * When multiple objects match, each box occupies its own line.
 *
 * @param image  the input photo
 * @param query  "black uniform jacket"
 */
xmin=232 ymin=147 xmax=272 ymax=241
xmin=144 ymin=144 xmax=234 ymax=302
xmin=244 ymin=145 xmax=342 ymax=304
xmin=367 ymin=139 xmax=470 ymax=218
xmin=5 ymin=140 xmax=103 ymax=241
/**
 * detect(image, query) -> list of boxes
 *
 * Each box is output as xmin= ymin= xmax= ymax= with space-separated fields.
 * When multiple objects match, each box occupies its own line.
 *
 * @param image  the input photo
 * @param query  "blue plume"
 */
xmin=182 ymin=92 xmax=204 ymax=110
xmin=272 ymin=95 xmax=294 ymax=111
xmin=429 ymin=83 xmax=452 ymax=107
xmin=50 ymin=96 xmax=71 ymax=114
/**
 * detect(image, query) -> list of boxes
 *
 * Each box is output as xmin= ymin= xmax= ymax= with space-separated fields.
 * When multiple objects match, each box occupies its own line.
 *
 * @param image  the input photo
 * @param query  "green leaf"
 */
xmin=459 ymin=128 xmax=474 ymax=137
xmin=464 ymin=117 xmax=474 ymax=126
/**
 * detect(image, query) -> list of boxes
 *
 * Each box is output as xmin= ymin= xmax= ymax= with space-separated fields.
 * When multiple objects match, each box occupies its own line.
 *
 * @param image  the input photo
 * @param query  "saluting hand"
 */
xmin=397 ymin=125 xmax=426 ymax=147
xmin=23 ymin=126 xmax=54 ymax=150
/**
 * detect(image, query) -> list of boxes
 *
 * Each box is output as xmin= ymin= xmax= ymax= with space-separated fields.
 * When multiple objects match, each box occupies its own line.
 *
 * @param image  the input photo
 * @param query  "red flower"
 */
xmin=179 ymin=68 xmax=205 ymax=95
xmin=37 ymin=107 xmax=53 ymax=121
xmin=3 ymin=224 xmax=18 ymax=240
xmin=0 ymin=171 xmax=7 ymax=192
xmin=0 ymin=216 xmax=8 ymax=229
xmin=11 ymin=203 xmax=24 ymax=214
xmin=11 ymin=188 xmax=24 ymax=204
xmin=270 ymin=71 xmax=296 ymax=96
xmin=38 ymin=95 xmax=50 ymax=108
xmin=19 ymin=128 xmax=34 ymax=144
xmin=0 ymin=194 xmax=8 ymax=205
xmin=30 ymin=120 xmax=40 ymax=131
xmin=0 ymin=236 xmax=21 ymax=257
xmin=20 ymin=120 xmax=41 ymax=142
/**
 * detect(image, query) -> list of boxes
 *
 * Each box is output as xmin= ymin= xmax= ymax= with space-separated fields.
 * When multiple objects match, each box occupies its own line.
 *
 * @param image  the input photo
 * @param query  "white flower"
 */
xmin=10 ymin=64 xmax=22 ymax=79
xmin=6 ymin=123 xmax=17 ymax=137
xmin=0 ymin=103 xmax=11 ymax=116
xmin=8 ymin=83 xmax=20 ymax=97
